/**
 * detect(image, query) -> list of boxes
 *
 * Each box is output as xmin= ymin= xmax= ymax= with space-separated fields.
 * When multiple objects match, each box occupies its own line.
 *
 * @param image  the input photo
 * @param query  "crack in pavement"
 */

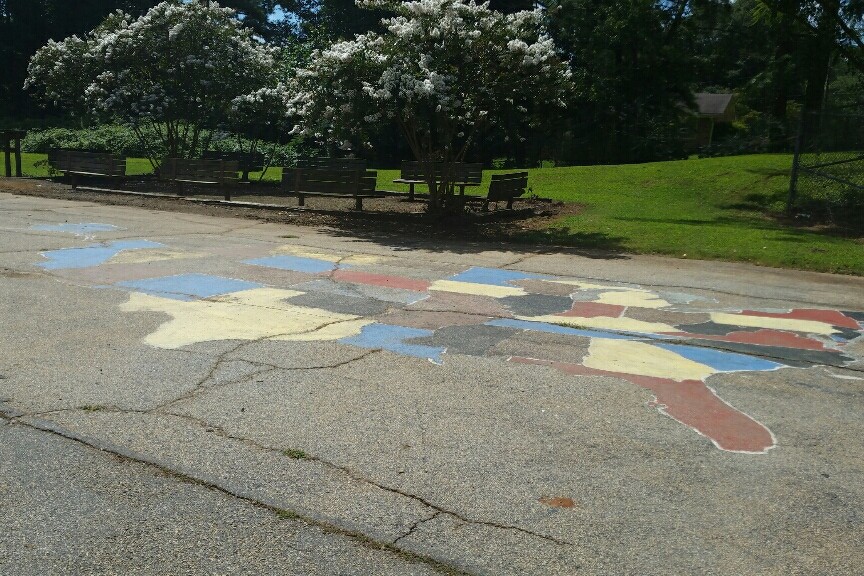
xmin=147 ymin=409 xmax=574 ymax=547
xmin=393 ymin=511 xmax=442 ymax=545
xmin=0 ymin=410 xmax=474 ymax=576
xmin=151 ymin=348 xmax=380 ymax=413
xmin=1 ymin=402 xmax=572 ymax=548
xmin=501 ymin=254 xmax=537 ymax=268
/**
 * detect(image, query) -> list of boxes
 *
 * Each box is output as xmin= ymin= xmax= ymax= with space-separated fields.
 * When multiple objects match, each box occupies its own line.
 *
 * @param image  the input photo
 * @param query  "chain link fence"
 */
xmin=789 ymin=109 xmax=864 ymax=229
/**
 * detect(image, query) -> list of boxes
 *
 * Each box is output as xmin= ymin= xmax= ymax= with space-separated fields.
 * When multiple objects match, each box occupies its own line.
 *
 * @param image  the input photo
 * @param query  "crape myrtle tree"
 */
xmin=25 ymin=1 xmax=282 ymax=167
xmin=289 ymin=0 xmax=572 ymax=214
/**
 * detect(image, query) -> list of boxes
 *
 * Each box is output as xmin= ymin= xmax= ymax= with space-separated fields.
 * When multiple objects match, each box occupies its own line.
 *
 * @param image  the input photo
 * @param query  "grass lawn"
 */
xmin=11 ymin=152 xmax=863 ymax=275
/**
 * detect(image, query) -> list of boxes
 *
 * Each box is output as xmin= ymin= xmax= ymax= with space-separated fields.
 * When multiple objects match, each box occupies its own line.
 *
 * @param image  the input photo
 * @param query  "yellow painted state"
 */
xmin=274 ymin=245 xmax=385 ymax=265
xmin=120 ymin=287 xmax=370 ymax=349
xmin=593 ymin=290 xmax=670 ymax=309
xmin=108 ymin=249 xmax=202 ymax=265
xmin=583 ymin=339 xmax=717 ymax=381
xmin=710 ymin=312 xmax=838 ymax=335
xmin=521 ymin=314 xmax=677 ymax=335
xmin=429 ymin=279 xmax=527 ymax=298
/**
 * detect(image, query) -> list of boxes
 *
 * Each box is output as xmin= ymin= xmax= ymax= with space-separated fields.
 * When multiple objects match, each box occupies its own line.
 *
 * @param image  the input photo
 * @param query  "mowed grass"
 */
xmin=384 ymin=155 xmax=863 ymax=274
xmin=12 ymin=152 xmax=863 ymax=274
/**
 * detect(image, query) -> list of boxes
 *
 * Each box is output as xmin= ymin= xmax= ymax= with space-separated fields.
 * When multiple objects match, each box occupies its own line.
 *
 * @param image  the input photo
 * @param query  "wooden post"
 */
xmin=3 ymin=135 xmax=11 ymax=177
xmin=14 ymin=134 xmax=22 ymax=177
xmin=352 ymin=169 xmax=362 ymax=211
xmin=220 ymin=159 xmax=230 ymax=201
xmin=1 ymin=131 xmax=25 ymax=177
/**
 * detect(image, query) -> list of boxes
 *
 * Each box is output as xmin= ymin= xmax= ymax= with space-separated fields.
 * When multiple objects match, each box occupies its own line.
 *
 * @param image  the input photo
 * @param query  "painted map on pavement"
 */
xmin=34 ymin=224 xmax=864 ymax=454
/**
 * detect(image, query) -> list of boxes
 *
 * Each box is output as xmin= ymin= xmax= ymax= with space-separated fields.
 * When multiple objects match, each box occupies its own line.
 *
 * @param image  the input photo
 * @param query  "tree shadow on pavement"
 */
xmin=310 ymin=207 xmax=630 ymax=260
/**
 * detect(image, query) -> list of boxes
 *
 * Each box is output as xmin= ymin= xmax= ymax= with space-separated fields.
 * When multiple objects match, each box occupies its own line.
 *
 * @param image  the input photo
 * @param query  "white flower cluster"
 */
xmin=290 ymin=0 xmax=571 ymax=149
xmin=27 ymin=1 xmax=279 ymax=129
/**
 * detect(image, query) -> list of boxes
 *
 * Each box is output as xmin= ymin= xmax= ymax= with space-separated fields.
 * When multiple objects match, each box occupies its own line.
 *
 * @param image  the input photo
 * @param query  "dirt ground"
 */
xmin=0 ymin=176 xmax=582 ymax=246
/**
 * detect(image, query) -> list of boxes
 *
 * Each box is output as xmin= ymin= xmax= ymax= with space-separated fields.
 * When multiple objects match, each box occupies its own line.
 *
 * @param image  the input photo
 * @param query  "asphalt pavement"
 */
xmin=1 ymin=191 xmax=863 ymax=575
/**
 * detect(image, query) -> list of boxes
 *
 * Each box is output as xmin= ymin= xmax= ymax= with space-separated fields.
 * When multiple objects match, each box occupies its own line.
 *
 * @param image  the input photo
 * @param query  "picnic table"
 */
xmin=393 ymin=161 xmax=483 ymax=200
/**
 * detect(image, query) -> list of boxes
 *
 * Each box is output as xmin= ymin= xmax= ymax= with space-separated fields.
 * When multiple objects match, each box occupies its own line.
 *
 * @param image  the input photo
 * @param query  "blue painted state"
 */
xmin=245 ymin=255 xmax=335 ymax=274
xmin=31 ymin=223 xmax=120 ymax=235
xmin=340 ymin=323 xmax=444 ymax=364
xmin=38 ymin=240 xmax=163 ymax=270
xmin=447 ymin=267 xmax=550 ymax=287
xmin=655 ymin=343 xmax=784 ymax=372
xmin=486 ymin=318 xmax=634 ymax=340
xmin=117 ymin=273 xmax=262 ymax=301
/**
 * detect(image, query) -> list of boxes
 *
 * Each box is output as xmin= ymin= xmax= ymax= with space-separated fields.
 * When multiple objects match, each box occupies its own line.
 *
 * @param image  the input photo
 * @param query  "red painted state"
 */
xmin=332 ymin=269 xmax=430 ymax=292
xmin=739 ymin=308 xmax=861 ymax=329
xmin=511 ymin=356 xmax=775 ymax=453
xmin=662 ymin=329 xmax=828 ymax=351
xmin=558 ymin=301 xmax=626 ymax=318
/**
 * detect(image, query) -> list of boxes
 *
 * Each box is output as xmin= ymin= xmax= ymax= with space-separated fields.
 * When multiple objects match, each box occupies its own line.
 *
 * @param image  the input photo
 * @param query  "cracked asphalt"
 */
xmin=2 ymin=191 xmax=864 ymax=576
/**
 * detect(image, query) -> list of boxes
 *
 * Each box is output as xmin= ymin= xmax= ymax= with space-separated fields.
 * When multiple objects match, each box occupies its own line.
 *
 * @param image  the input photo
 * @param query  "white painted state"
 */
xmin=108 ymin=249 xmax=203 ymax=265
xmin=521 ymin=314 xmax=677 ymax=335
xmin=274 ymin=245 xmax=386 ymax=265
xmin=593 ymin=290 xmax=671 ymax=309
xmin=429 ymin=280 xmax=527 ymax=298
xmin=710 ymin=312 xmax=839 ymax=335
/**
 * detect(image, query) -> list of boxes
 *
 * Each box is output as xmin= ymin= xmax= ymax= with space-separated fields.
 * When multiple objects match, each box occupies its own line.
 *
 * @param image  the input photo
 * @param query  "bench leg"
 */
xmin=70 ymin=173 xmax=78 ymax=191
xmin=354 ymin=196 xmax=363 ymax=211
xmin=408 ymin=183 xmax=415 ymax=201
xmin=298 ymin=195 xmax=305 ymax=207
xmin=507 ymin=198 xmax=514 ymax=209
xmin=483 ymin=200 xmax=490 ymax=212
xmin=223 ymin=185 xmax=231 ymax=202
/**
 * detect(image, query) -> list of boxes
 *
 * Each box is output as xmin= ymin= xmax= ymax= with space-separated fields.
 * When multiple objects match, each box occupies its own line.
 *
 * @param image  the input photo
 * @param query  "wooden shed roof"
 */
xmin=694 ymin=93 xmax=735 ymax=117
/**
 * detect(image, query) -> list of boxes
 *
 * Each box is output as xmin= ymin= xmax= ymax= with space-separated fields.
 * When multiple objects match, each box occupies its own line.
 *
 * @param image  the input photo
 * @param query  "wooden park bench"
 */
xmin=472 ymin=171 xmax=529 ymax=210
xmin=47 ymin=149 xmax=126 ymax=190
xmin=202 ymin=150 xmax=265 ymax=182
xmin=160 ymin=158 xmax=239 ymax=200
xmin=281 ymin=167 xmax=382 ymax=211
xmin=394 ymin=161 xmax=483 ymax=200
